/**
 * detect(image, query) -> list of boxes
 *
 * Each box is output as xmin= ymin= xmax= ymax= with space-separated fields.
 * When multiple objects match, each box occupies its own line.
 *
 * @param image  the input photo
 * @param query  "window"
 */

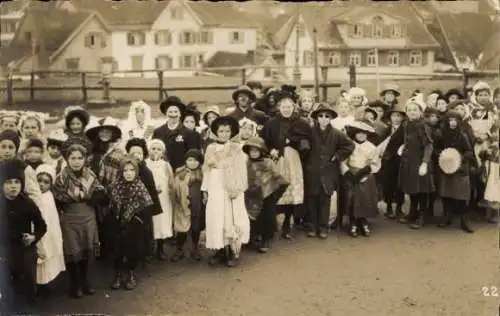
xmin=65 ymin=58 xmax=80 ymax=70
xmin=170 ymin=6 xmax=183 ymax=20
xmin=409 ymin=50 xmax=422 ymax=66
xmin=199 ymin=30 xmax=213 ymax=44
xmin=127 ymin=32 xmax=145 ymax=46
xmin=180 ymin=31 xmax=197 ymax=45
xmin=326 ymin=52 xmax=341 ymax=66
xmin=303 ymin=50 xmax=314 ymax=66
xmin=353 ymin=24 xmax=363 ymax=37
xmin=131 ymin=55 xmax=143 ymax=71
xmin=230 ymin=31 xmax=244 ymax=44
xmin=25 ymin=32 xmax=32 ymax=42
xmin=391 ymin=24 xmax=402 ymax=38
xmin=156 ymin=55 xmax=173 ymax=70
xmin=100 ymin=57 xmax=117 ymax=73
xmin=298 ymin=22 xmax=306 ymax=37
xmin=348 ymin=51 xmax=361 ymax=66
xmin=84 ymin=32 xmax=106 ymax=48
xmin=372 ymin=16 xmax=383 ymax=38
xmin=179 ymin=54 xmax=196 ymax=68
xmin=388 ymin=51 xmax=399 ymax=67
xmin=367 ymin=50 xmax=377 ymax=66
xmin=264 ymin=68 xmax=272 ymax=78
xmin=154 ymin=30 xmax=172 ymax=46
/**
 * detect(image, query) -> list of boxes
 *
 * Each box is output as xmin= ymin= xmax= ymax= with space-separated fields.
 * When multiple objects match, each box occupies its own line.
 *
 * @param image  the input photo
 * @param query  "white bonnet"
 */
xmin=36 ymin=164 xmax=56 ymax=182
xmin=148 ymin=138 xmax=166 ymax=153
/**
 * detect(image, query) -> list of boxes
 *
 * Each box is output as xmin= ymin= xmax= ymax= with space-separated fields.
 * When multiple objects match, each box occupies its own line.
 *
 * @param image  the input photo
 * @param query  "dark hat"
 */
xmin=85 ymin=116 xmax=122 ymax=142
xmin=184 ymin=102 xmax=201 ymax=126
xmin=242 ymin=136 xmax=268 ymax=156
xmin=447 ymin=99 xmax=468 ymax=111
xmin=436 ymin=94 xmax=448 ymax=103
xmin=345 ymin=120 xmax=376 ymax=137
xmin=160 ymin=96 xmax=186 ymax=115
xmin=446 ymin=109 xmax=463 ymax=121
xmin=125 ymin=137 xmax=149 ymax=158
xmin=202 ymin=105 xmax=221 ymax=125
xmin=246 ymin=81 xmax=263 ymax=90
xmin=368 ymin=100 xmax=390 ymax=112
xmin=444 ymin=88 xmax=464 ymax=102
xmin=424 ymin=107 xmax=439 ymax=116
xmin=0 ymin=159 xmax=25 ymax=187
xmin=364 ymin=107 xmax=378 ymax=120
xmin=274 ymin=89 xmax=298 ymax=105
xmin=429 ymin=89 xmax=444 ymax=97
xmin=210 ymin=115 xmax=239 ymax=138
xmin=26 ymin=138 xmax=44 ymax=151
xmin=311 ymin=102 xmax=338 ymax=119
xmin=388 ymin=103 xmax=406 ymax=116
xmin=185 ymin=148 xmax=204 ymax=165
xmin=65 ymin=107 xmax=90 ymax=130
xmin=232 ymin=85 xmax=256 ymax=103
xmin=380 ymin=83 xmax=400 ymax=97
xmin=0 ymin=130 xmax=20 ymax=151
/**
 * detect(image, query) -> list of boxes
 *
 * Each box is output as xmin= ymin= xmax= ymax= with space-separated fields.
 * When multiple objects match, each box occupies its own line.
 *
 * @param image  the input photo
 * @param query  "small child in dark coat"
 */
xmin=1 ymin=159 xmax=47 ymax=306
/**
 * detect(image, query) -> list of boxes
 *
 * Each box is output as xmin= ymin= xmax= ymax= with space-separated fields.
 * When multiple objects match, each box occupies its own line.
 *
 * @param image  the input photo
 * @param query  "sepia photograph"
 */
xmin=0 ymin=0 xmax=499 ymax=315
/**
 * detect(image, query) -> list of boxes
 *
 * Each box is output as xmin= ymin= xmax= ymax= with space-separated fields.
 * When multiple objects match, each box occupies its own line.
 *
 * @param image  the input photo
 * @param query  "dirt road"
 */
xmin=22 ymin=217 xmax=499 ymax=316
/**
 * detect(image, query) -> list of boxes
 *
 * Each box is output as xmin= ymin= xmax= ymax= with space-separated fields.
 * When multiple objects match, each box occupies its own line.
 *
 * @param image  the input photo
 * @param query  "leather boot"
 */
xmin=460 ymin=214 xmax=474 ymax=233
xmin=156 ymin=240 xmax=168 ymax=261
xmin=124 ymin=270 xmax=137 ymax=291
xmin=208 ymin=249 xmax=224 ymax=266
xmin=110 ymin=270 xmax=122 ymax=290
xmin=437 ymin=210 xmax=453 ymax=228
xmin=224 ymin=246 xmax=237 ymax=268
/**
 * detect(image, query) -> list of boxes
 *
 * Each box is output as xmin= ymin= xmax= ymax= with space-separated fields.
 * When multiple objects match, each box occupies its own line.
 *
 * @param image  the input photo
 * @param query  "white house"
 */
xmin=63 ymin=0 xmax=259 ymax=77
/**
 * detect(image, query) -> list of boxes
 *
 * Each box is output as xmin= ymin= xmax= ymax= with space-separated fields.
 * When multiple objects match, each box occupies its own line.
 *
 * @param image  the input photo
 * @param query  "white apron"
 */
xmin=146 ymin=159 xmax=174 ymax=239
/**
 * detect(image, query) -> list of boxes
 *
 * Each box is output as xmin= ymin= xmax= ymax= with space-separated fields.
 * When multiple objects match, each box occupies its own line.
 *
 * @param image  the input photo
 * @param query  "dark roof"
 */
xmin=432 ymin=13 xmax=495 ymax=64
xmin=187 ymin=2 xmax=258 ymax=28
xmin=69 ymin=0 xmax=169 ymax=25
xmin=0 ymin=9 xmax=91 ymax=67
xmin=203 ymin=50 xmax=271 ymax=76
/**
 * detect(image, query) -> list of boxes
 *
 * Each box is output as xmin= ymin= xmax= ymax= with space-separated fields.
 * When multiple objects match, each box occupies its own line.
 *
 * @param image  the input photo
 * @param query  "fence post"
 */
xmin=462 ymin=68 xmax=469 ymax=97
xmin=157 ymin=70 xmax=164 ymax=102
xmin=7 ymin=73 xmax=13 ymax=106
xmin=320 ymin=66 xmax=328 ymax=102
xmin=348 ymin=64 xmax=356 ymax=88
xmin=81 ymin=72 xmax=87 ymax=104
xmin=30 ymin=71 xmax=35 ymax=101
xmin=241 ymin=68 xmax=246 ymax=85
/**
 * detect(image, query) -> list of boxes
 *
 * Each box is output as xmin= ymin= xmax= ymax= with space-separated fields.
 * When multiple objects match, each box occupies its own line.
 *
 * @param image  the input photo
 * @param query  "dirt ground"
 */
xmin=18 ymin=216 xmax=500 ymax=316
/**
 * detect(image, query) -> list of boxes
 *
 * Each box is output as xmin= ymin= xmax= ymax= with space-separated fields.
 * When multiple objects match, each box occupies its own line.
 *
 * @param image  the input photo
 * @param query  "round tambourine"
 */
xmin=438 ymin=148 xmax=462 ymax=174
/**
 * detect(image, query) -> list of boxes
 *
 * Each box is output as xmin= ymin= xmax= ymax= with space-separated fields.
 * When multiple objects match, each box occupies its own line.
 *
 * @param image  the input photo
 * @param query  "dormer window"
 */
xmin=391 ymin=24 xmax=402 ymax=38
xmin=353 ymin=24 xmax=363 ymax=37
xmin=372 ymin=16 xmax=383 ymax=38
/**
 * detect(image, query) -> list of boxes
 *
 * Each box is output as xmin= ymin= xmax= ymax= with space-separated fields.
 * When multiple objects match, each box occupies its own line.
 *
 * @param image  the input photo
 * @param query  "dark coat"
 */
xmin=306 ymin=124 xmax=355 ymax=196
xmin=227 ymin=106 xmax=269 ymax=126
xmin=260 ymin=113 xmax=313 ymax=158
xmin=152 ymin=124 xmax=202 ymax=172
xmin=399 ymin=119 xmax=435 ymax=194
xmin=380 ymin=124 xmax=405 ymax=177
xmin=371 ymin=121 xmax=390 ymax=146
xmin=435 ymin=125 xmax=473 ymax=200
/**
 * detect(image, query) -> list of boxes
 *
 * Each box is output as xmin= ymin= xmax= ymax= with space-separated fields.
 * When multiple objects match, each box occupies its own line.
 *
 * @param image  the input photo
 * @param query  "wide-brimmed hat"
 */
xmin=444 ymin=88 xmax=464 ymax=102
xmin=85 ymin=116 xmax=122 ymax=142
xmin=185 ymin=148 xmax=204 ymax=165
xmin=160 ymin=96 xmax=186 ymax=115
xmin=446 ymin=109 xmax=463 ymax=121
xmin=368 ymin=100 xmax=390 ymax=112
xmin=65 ymin=106 xmax=90 ymax=129
xmin=35 ymin=164 xmax=56 ymax=182
xmin=232 ymin=85 xmax=256 ymax=103
xmin=473 ymin=81 xmax=491 ymax=94
xmin=311 ymin=102 xmax=338 ymax=119
xmin=364 ymin=107 xmax=378 ymax=120
xmin=0 ymin=111 xmax=20 ymax=124
xmin=210 ymin=115 xmax=239 ymax=138
xmin=387 ymin=102 xmax=406 ymax=116
xmin=202 ymin=105 xmax=221 ymax=125
xmin=380 ymin=83 xmax=400 ymax=97
xmin=125 ymin=137 xmax=149 ymax=158
xmin=242 ymin=136 xmax=268 ymax=155
xmin=345 ymin=120 xmax=376 ymax=135
xmin=47 ymin=129 xmax=69 ymax=147
xmin=246 ymin=81 xmax=263 ymax=90
xmin=447 ymin=99 xmax=468 ymax=111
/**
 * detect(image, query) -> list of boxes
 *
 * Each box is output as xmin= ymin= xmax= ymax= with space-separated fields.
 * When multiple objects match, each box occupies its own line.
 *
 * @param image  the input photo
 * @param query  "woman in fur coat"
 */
xmin=202 ymin=116 xmax=249 ymax=267
xmin=260 ymin=90 xmax=312 ymax=239
xmin=434 ymin=110 xmax=474 ymax=233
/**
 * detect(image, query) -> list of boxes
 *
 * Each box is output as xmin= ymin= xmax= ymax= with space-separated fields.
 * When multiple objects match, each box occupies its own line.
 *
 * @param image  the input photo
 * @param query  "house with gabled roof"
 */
xmin=426 ymin=12 xmax=495 ymax=70
xmin=0 ymin=8 xmax=112 ymax=73
xmin=63 ymin=0 xmax=259 ymax=77
xmin=272 ymin=3 xmax=440 ymax=81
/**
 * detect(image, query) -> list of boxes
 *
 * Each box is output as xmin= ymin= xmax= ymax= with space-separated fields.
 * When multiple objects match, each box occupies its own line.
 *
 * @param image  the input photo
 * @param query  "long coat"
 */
xmin=305 ymin=124 xmax=355 ymax=196
xmin=379 ymin=124 xmax=405 ymax=186
xmin=435 ymin=126 xmax=473 ymax=200
xmin=399 ymin=119 xmax=435 ymax=194
xmin=152 ymin=124 xmax=202 ymax=172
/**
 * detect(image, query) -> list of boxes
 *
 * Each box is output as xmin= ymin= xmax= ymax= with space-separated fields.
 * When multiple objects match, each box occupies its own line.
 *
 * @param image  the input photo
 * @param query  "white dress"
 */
xmin=146 ymin=158 xmax=174 ymax=239
xmin=202 ymin=142 xmax=250 ymax=254
xmin=36 ymin=191 xmax=65 ymax=284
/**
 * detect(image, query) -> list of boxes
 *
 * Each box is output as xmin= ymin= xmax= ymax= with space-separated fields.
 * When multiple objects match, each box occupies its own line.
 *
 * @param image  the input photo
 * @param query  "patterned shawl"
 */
xmin=53 ymin=166 xmax=103 ymax=203
xmin=108 ymin=159 xmax=153 ymax=224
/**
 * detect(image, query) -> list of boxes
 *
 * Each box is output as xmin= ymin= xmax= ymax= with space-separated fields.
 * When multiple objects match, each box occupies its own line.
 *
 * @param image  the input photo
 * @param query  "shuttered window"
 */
xmin=387 ymin=51 xmax=399 ymax=67
xmin=409 ymin=50 xmax=422 ymax=66
xmin=303 ymin=50 xmax=314 ymax=66
xmin=367 ymin=50 xmax=377 ymax=67
xmin=178 ymin=54 xmax=197 ymax=69
xmin=372 ymin=16 xmax=383 ymax=38
xmin=348 ymin=51 xmax=361 ymax=66
xmin=154 ymin=30 xmax=172 ymax=46
xmin=179 ymin=31 xmax=197 ymax=45
xmin=84 ymin=32 xmax=107 ymax=48
xmin=229 ymin=31 xmax=244 ymax=44
xmin=155 ymin=55 xmax=173 ymax=70
xmin=391 ymin=24 xmax=402 ymax=38
xmin=199 ymin=30 xmax=213 ymax=44
xmin=127 ymin=32 xmax=146 ymax=46
xmin=326 ymin=52 xmax=341 ymax=66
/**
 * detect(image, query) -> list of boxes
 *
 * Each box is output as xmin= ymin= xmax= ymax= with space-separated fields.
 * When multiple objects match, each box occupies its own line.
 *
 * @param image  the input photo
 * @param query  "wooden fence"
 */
xmin=1 ymin=64 xmax=498 ymax=107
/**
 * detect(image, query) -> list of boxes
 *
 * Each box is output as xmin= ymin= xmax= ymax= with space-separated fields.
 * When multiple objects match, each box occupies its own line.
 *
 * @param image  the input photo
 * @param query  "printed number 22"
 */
xmin=481 ymin=286 xmax=498 ymax=297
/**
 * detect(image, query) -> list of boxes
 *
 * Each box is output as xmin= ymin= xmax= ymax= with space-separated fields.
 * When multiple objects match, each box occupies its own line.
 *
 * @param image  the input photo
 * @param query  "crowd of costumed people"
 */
xmin=0 ymin=80 xmax=499 ymax=311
